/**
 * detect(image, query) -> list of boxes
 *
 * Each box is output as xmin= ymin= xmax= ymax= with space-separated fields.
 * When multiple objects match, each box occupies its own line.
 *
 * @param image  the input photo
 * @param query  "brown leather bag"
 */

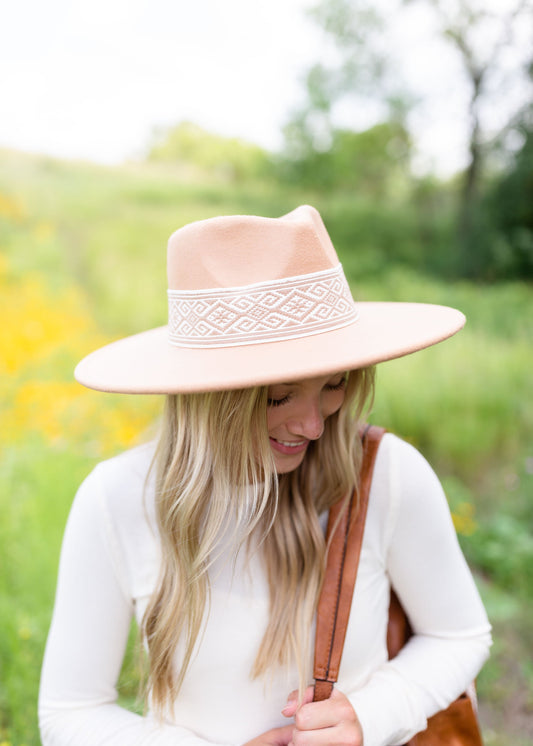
xmin=313 ymin=425 xmax=484 ymax=745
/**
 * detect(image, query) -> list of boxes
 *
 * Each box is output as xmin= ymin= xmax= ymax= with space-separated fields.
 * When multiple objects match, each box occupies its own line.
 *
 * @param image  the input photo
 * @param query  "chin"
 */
xmin=273 ymin=454 xmax=306 ymax=475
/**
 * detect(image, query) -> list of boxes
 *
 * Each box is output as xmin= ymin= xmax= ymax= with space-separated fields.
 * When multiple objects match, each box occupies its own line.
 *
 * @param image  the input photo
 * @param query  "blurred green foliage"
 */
xmin=0 ymin=138 xmax=531 ymax=744
xmin=142 ymin=114 xmax=533 ymax=282
xmin=147 ymin=121 xmax=272 ymax=182
xmin=282 ymin=0 xmax=533 ymax=285
xmin=280 ymin=120 xmax=411 ymax=196
xmin=485 ymin=125 xmax=533 ymax=279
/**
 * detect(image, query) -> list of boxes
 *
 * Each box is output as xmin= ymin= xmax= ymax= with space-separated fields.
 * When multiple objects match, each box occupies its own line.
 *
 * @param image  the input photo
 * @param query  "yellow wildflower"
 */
xmin=1 ymin=257 xmax=159 ymax=454
xmin=452 ymin=502 xmax=477 ymax=536
xmin=0 ymin=190 xmax=26 ymax=222
xmin=0 ymin=271 xmax=103 ymax=375
xmin=33 ymin=221 xmax=55 ymax=242
xmin=18 ymin=625 xmax=32 ymax=641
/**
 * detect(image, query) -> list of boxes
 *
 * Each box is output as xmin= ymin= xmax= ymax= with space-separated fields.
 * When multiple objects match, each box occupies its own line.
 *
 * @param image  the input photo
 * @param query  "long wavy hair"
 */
xmin=143 ymin=367 xmax=375 ymax=716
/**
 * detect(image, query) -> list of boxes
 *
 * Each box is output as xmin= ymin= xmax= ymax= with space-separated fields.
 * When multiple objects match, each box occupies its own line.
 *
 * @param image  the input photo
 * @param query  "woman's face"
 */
xmin=266 ymin=372 xmax=347 ymax=474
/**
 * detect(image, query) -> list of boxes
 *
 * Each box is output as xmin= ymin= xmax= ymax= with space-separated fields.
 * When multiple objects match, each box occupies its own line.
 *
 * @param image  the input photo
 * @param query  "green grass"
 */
xmin=0 ymin=445 xmax=96 ymax=743
xmin=1 ymin=148 xmax=532 ymax=744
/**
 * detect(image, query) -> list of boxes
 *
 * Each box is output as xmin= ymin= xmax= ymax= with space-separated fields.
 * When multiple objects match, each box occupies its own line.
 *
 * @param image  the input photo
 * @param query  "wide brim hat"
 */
xmin=75 ymin=205 xmax=465 ymax=394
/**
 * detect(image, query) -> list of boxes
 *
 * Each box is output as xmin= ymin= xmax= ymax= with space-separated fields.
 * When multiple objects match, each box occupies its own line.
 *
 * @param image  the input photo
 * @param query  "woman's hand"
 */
xmin=282 ymin=686 xmax=363 ymax=746
xmin=243 ymin=724 xmax=294 ymax=746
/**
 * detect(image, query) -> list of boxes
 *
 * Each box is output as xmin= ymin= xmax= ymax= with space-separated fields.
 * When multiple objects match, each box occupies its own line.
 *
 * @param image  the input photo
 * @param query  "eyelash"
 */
xmin=267 ymin=395 xmax=291 ymax=407
xmin=267 ymin=379 xmax=346 ymax=408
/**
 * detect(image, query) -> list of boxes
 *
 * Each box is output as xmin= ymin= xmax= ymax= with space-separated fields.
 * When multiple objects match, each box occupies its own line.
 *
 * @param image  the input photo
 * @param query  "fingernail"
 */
xmin=282 ymin=695 xmax=296 ymax=714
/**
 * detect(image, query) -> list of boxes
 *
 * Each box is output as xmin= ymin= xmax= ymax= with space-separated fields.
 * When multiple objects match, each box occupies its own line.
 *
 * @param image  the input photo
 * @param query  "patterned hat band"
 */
xmin=167 ymin=264 xmax=359 ymax=349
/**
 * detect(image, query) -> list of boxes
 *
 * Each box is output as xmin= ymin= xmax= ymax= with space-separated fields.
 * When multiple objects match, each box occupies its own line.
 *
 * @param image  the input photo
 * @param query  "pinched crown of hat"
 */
xmin=166 ymin=206 xmax=357 ymax=348
xmin=75 ymin=205 xmax=465 ymax=393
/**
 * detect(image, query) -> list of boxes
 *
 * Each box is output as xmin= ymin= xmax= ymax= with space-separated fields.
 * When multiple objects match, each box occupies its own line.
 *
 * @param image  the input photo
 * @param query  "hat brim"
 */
xmin=74 ymin=302 xmax=465 ymax=394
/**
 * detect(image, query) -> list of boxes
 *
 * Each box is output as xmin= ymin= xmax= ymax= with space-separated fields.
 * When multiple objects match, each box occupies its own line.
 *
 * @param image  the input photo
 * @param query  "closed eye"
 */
xmin=267 ymin=394 xmax=291 ymax=407
xmin=326 ymin=377 xmax=346 ymax=392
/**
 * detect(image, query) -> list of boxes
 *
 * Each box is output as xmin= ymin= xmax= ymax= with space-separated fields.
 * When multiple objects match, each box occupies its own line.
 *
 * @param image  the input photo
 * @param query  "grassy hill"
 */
xmin=1 ymin=148 xmax=532 ymax=744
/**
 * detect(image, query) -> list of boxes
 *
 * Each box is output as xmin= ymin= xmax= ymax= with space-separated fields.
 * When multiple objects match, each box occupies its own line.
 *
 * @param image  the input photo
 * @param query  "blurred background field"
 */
xmin=1 ymin=142 xmax=532 ymax=745
xmin=1 ymin=0 xmax=533 ymax=744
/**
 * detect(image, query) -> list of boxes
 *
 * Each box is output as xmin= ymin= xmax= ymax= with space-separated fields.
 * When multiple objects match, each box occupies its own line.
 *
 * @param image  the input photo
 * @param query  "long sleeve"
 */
xmin=38 ymin=463 xmax=227 ymax=746
xmin=346 ymin=435 xmax=491 ymax=746
xmin=40 ymin=437 xmax=491 ymax=746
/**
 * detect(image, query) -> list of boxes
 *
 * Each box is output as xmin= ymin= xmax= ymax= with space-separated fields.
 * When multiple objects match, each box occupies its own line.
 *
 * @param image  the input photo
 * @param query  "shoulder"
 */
xmin=84 ymin=437 xmax=154 ymax=503
xmin=92 ymin=439 xmax=157 ymax=493
xmin=77 ymin=440 xmax=157 ymax=531
xmin=372 ymin=431 xmax=442 ymax=500
xmin=368 ymin=432 xmax=450 ymax=545
xmin=72 ymin=440 xmax=160 ymax=598
xmin=374 ymin=431 xmax=444 ymax=491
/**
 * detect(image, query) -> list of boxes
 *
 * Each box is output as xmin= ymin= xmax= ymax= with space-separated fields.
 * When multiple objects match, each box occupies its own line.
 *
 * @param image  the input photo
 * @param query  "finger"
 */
xmin=282 ymin=686 xmax=314 ymax=717
xmin=268 ymin=724 xmax=295 ymax=746
xmin=281 ymin=691 xmax=298 ymax=718
xmin=294 ymin=689 xmax=356 ymax=731
xmin=300 ymin=685 xmax=315 ymax=706
xmin=292 ymin=720 xmax=362 ymax=746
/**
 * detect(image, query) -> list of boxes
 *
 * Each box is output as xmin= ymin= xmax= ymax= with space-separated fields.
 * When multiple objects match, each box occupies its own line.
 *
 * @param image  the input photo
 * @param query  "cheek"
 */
xmin=324 ymin=390 xmax=346 ymax=418
xmin=266 ymin=408 xmax=283 ymax=434
xmin=266 ymin=402 xmax=298 ymax=434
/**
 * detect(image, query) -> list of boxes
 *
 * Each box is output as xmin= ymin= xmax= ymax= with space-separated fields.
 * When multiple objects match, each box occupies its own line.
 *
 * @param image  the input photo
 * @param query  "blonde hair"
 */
xmin=143 ymin=367 xmax=375 ymax=715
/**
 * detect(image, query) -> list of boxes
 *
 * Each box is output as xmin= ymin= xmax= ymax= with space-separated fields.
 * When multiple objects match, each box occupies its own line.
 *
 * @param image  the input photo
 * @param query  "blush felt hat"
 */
xmin=74 ymin=205 xmax=465 ymax=394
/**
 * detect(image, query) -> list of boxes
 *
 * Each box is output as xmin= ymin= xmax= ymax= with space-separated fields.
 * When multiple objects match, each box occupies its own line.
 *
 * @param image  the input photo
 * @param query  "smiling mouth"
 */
xmin=275 ymin=439 xmax=306 ymax=447
xmin=269 ymin=437 xmax=309 ymax=455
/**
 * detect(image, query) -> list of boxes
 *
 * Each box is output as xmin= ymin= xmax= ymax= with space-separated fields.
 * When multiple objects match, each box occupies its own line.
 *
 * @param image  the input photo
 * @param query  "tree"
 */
xmin=281 ymin=0 xmax=412 ymax=193
xmin=487 ymin=115 xmax=533 ymax=278
xmin=284 ymin=0 xmax=533 ymax=275
xmin=405 ymin=0 xmax=533 ymax=248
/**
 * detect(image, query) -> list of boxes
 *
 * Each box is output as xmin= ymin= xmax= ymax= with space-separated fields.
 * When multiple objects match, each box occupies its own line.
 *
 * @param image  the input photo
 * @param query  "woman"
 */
xmin=39 ymin=205 xmax=491 ymax=746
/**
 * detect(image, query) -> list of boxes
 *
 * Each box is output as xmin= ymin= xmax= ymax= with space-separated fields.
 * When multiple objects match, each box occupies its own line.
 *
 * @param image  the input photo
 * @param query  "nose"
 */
xmin=289 ymin=399 xmax=325 ymax=440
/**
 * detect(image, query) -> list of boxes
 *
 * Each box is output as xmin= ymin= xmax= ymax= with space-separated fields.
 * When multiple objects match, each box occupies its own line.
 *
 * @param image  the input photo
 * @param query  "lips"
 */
xmin=269 ymin=437 xmax=309 ymax=456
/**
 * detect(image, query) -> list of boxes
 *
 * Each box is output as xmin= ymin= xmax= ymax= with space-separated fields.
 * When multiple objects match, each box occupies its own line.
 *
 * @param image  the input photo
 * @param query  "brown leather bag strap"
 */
xmin=313 ymin=425 xmax=386 ymax=701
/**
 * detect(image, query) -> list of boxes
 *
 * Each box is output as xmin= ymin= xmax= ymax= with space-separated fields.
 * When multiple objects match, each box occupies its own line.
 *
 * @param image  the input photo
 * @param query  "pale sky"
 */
xmin=1 ymin=0 xmax=531 ymax=175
